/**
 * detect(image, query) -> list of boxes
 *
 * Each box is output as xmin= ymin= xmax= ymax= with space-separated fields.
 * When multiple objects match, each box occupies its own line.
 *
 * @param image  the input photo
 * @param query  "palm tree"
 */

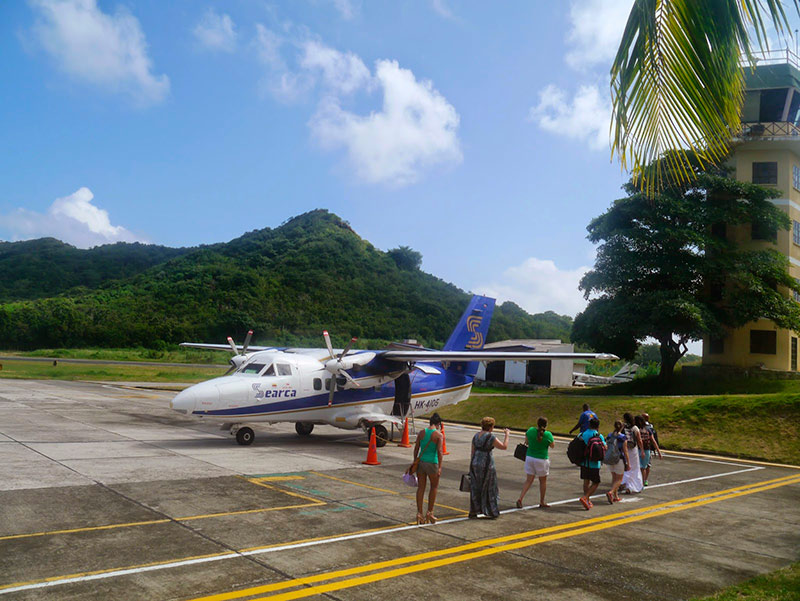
xmin=612 ymin=0 xmax=800 ymax=196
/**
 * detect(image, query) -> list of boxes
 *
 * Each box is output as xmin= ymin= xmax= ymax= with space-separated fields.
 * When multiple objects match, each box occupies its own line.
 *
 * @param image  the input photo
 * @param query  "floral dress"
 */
xmin=469 ymin=431 xmax=499 ymax=518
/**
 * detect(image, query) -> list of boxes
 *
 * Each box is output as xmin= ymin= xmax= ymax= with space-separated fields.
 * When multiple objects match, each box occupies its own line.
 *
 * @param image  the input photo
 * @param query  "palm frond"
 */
xmin=611 ymin=0 xmax=799 ymax=197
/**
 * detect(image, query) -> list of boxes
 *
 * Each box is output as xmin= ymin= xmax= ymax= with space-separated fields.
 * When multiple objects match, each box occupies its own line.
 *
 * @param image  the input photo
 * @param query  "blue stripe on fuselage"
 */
xmin=192 ymin=364 xmax=473 ymax=417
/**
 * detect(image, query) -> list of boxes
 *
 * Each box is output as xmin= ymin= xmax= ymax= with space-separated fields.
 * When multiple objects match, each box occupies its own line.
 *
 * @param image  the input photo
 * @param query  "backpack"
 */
xmin=639 ymin=427 xmax=653 ymax=451
xmin=567 ymin=435 xmax=586 ymax=465
xmin=585 ymin=432 xmax=605 ymax=463
xmin=603 ymin=433 xmax=621 ymax=465
xmin=624 ymin=425 xmax=636 ymax=448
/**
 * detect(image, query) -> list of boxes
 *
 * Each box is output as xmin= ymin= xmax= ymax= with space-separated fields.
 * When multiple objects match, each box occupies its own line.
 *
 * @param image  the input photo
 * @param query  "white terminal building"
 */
xmin=475 ymin=339 xmax=577 ymax=388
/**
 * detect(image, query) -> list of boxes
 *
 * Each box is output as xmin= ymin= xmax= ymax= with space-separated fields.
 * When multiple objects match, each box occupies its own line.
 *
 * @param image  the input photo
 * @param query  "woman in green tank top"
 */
xmin=413 ymin=413 xmax=443 ymax=525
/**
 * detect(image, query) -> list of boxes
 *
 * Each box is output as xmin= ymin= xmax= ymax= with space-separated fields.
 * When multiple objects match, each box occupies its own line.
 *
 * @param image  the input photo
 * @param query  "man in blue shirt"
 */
xmin=579 ymin=417 xmax=605 ymax=510
xmin=569 ymin=403 xmax=597 ymax=434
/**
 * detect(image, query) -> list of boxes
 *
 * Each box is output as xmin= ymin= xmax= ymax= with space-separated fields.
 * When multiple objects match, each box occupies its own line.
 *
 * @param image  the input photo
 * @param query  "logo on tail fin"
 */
xmin=465 ymin=315 xmax=484 ymax=349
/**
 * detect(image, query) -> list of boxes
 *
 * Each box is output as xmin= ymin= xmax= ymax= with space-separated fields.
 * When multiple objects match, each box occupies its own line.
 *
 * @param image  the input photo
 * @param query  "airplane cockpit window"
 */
xmin=262 ymin=364 xmax=275 ymax=376
xmin=276 ymin=364 xmax=292 ymax=376
xmin=241 ymin=363 xmax=266 ymax=375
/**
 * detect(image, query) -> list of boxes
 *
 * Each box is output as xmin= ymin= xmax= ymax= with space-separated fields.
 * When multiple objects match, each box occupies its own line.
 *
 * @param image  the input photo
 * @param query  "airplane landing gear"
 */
xmin=369 ymin=424 xmax=389 ymax=448
xmin=295 ymin=422 xmax=314 ymax=436
xmin=235 ymin=426 xmax=254 ymax=446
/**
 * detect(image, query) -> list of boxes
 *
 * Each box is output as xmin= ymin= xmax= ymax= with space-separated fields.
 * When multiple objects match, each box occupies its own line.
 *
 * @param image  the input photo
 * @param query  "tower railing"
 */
xmin=734 ymin=121 xmax=800 ymax=139
xmin=741 ymin=48 xmax=800 ymax=70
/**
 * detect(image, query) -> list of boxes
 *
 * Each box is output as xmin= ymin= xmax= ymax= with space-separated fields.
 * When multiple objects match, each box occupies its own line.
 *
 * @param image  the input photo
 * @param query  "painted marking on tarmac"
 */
xmin=183 ymin=473 xmax=800 ymax=601
xmin=1 ymin=470 xmax=793 ymax=596
xmin=0 ymin=478 xmax=325 ymax=543
xmin=251 ymin=476 xmax=306 ymax=482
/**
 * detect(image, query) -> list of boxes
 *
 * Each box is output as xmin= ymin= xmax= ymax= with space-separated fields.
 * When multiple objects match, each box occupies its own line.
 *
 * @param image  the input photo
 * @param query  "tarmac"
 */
xmin=0 ymin=378 xmax=798 ymax=601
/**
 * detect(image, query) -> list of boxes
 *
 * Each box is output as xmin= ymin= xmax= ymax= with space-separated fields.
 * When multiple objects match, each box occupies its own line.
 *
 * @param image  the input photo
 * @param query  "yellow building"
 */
xmin=702 ymin=51 xmax=800 ymax=371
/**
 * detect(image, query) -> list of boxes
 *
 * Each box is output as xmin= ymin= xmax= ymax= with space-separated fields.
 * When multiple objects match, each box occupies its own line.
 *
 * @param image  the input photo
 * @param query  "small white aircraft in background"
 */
xmin=172 ymin=295 xmax=617 ymax=446
xmin=573 ymin=362 xmax=639 ymax=386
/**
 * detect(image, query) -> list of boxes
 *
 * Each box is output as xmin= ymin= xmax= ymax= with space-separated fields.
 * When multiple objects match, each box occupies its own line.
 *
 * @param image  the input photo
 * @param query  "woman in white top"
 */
xmin=621 ymin=412 xmax=644 ymax=493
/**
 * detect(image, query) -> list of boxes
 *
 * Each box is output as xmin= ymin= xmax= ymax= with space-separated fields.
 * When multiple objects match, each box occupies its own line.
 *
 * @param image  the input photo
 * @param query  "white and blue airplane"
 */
xmin=171 ymin=295 xmax=616 ymax=446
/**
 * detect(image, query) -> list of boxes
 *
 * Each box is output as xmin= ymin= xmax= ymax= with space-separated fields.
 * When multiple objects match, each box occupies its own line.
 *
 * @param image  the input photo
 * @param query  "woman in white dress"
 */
xmin=621 ymin=412 xmax=644 ymax=493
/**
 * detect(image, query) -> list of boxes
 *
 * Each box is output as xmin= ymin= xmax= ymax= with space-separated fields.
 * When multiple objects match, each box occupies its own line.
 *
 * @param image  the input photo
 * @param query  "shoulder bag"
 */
xmin=407 ymin=430 xmax=435 ymax=475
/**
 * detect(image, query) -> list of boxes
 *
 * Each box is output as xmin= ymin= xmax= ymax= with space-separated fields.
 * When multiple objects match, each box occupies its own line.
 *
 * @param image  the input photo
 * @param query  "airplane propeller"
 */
xmin=323 ymin=331 xmax=361 ymax=406
xmin=223 ymin=330 xmax=253 ymax=374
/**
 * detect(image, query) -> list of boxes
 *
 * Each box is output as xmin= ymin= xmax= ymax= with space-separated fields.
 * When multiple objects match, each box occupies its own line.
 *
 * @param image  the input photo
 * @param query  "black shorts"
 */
xmin=580 ymin=466 xmax=601 ymax=484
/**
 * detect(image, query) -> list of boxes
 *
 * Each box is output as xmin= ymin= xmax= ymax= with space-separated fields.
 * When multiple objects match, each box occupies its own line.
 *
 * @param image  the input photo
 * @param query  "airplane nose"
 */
xmin=171 ymin=388 xmax=196 ymax=414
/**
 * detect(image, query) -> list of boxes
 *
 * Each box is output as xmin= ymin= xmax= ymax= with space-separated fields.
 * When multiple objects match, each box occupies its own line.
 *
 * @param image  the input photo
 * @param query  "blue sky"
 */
xmin=1 ymin=0 xmax=638 ymax=319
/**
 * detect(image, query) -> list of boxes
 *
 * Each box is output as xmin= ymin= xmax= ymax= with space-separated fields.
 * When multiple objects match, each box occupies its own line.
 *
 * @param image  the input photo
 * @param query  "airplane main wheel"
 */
xmin=372 ymin=425 xmax=389 ymax=448
xmin=295 ymin=422 xmax=314 ymax=436
xmin=236 ymin=427 xmax=255 ymax=446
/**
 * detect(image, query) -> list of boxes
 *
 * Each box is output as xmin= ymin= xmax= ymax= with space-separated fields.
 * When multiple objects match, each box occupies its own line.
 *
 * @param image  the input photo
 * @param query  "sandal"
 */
xmin=606 ymin=492 xmax=614 ymax=505
xmin=538 ymin=503 xmax=550 ymax=509
xmin=579 ymin=497 xmax=591 ymax=510
xmin=426 ymin=511 xmax=437 ymax=524
xmin=416 ymin=513 xmax=424 ymax=525
xmin=515 ymin=499 xmax=523 ymax=509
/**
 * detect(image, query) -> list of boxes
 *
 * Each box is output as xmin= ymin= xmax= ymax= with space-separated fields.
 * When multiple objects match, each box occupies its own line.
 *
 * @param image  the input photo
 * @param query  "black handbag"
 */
xmin=459 ymin=473 xmax=471 ymax=492
xmin=514 ymin=443 xmax=528 ymax=461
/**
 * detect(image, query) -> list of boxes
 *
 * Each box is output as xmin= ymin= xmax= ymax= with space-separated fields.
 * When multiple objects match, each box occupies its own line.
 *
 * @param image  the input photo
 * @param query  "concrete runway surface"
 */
xmin=0 ymin=379 xmax=797 ymax=601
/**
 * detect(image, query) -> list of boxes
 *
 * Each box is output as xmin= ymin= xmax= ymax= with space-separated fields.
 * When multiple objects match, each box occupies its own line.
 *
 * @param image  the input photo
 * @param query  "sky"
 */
xmin=0 ymin=0 xmax=646 ymax=322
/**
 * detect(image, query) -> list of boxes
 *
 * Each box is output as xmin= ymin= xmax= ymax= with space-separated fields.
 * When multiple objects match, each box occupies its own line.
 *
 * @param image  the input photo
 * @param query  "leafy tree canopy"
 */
xmin=572 ymin=157 xmax=800 ymax=381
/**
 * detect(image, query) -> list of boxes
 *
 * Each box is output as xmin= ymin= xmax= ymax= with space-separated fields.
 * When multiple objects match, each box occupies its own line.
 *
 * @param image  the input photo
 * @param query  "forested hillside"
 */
xmin=0 ymin=211 xmax=572 ymax=349
xmin=0 ymin=238 xmax=189 ymax=302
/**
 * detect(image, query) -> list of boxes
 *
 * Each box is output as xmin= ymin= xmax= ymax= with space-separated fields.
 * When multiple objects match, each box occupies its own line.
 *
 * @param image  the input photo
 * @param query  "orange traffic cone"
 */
xmin=398 ymin=418 xmax=412 ymax=448
xmin=363 ymin=427 xmax=381 ymax=465
xmin=441 ymin=423 xmax=450 ymax=455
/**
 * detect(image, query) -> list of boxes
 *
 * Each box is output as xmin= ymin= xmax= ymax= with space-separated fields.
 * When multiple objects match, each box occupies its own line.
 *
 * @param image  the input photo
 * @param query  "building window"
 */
xmin=752 ymin=218 xmax=778 ymax=241
xmin=709 ymin=337 xmax=725 ymax=355
xmin=793 ymin=338 xmax=798 ymax=371
xmin=794 ymin=221 xmax=800 ymax=245
xmin=752 ymin=162 xmax=778 ymax=185
xmin=795 ymin=278 xmax=800 ymax=302
xmin=750 ymin=330 xmax=777 ymax=355
xmin=794 ymin=165 xmax=800 ymax=191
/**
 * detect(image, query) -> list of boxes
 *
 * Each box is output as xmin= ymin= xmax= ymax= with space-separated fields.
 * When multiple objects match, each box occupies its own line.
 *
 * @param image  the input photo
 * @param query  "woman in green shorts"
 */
xmin=516 ymin=417 xmax=555 ymax=509
xmin=413 ymin=413 xmax=443 ymax=524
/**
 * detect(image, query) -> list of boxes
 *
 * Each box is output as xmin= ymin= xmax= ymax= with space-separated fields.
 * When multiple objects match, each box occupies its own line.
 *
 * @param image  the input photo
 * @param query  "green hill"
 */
xmin=0 ymin=210 xmax=573 ymax=349
xmin=0 ymin=238 xmax=189 ymax=302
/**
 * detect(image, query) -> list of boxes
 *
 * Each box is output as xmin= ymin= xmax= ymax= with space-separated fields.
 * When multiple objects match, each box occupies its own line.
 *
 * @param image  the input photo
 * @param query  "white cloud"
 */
xmin=310 ymin=60 xmax=462 ymax=185
xmin=29 ymin=0 xmax=169 ymax=106
xmin=529 ymin=83 xmax=611 ymax=151
xmin=300 ymin=40 xmax=371 ymax=94
xmin=565 ymin=0 xmax=634 ymax=70
xmin=330 ymin=0 xmax=357 ymax=20
xmin=431 ymin=0 xmax=454 ymax=19
xmin=0 ymin=187 xmax=145 ymax=248
xmin=475 ymin=257 xmax=591 ymax=317
xmin=193 ymin=9 xmax=237 ymax=53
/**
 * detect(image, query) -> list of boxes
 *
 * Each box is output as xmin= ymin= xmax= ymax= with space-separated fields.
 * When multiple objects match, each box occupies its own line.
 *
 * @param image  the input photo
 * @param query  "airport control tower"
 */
xmin=703 ymin=50 xmax=800 ymax=371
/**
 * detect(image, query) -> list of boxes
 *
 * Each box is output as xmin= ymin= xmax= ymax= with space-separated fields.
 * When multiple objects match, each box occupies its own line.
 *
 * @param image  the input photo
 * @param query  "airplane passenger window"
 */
xmin=325 ymin=378 xmax=331 ymax=391
xmin=313 ymin=378 xmax=322 ymax=391
xmin=241 ymin=363 xmax=266 ymax=375
xmin=276 ymin=364 xmax=292 ymax=376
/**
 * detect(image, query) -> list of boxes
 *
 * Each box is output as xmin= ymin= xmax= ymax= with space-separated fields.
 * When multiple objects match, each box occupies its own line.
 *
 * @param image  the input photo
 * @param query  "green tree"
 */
xmin=387 ymin=246 xmax=422 ymax=271
xmin=572 ymin=158 xmax=800 ymax=381
xmin=612 ymin=0 xmax=799 ymax=195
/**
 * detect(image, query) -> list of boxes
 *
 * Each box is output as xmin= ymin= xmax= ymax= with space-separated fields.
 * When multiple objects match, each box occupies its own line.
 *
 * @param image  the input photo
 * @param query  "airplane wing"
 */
xmin=381 ymin=351 xmax=619 ymax=362
xmin=179 ymin=343 xmax=277 ymax=352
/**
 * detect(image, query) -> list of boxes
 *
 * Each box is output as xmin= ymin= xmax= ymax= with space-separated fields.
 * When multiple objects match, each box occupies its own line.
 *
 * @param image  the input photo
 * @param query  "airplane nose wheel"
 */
xmin=295 ymin=422 xmax=314 ymax=436
xmin=370 ymin=424 xmax=389 ymax=448
xmin=235 ymin=427 xmax=255 ymax=446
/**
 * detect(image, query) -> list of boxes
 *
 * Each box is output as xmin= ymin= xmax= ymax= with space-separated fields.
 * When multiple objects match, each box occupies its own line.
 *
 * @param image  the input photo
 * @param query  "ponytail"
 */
xmin=536 ymin=417 xmax=547 ymax=442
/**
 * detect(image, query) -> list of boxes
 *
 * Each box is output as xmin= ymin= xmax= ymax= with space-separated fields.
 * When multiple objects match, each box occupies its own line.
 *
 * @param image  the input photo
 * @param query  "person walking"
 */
xmin=604 ymin=420 xmax=630 ymax=503
xmin=469 ymin=417 xmax=510 ymax=519
xmin=636 ymin=414 xmax=662 ymax=486
xmin=412 ymin=413 xmax=443 ymax=524
xmin=516 ymin=417 xmax=554 ymax=509
xmin=569 ymin=403 xmax=597 ymax=434
xmin=579 ymin=417 xmax=605 ymax=510
xmin=621 ymin=412 xmax=644 ymax=493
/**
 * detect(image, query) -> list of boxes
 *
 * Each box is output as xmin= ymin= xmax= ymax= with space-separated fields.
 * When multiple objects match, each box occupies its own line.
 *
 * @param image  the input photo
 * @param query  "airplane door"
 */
xmin=392 ymin=373 xmax=411 ymax=417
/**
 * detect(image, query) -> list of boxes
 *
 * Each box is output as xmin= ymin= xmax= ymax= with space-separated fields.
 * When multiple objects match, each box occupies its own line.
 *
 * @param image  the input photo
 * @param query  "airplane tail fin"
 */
xmin=443 ymin=295 xmax=495 ymax=352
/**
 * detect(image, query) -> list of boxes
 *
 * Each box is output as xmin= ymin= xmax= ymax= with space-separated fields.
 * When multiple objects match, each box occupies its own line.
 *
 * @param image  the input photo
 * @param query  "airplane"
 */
xmin=572 ymin=362 xmax=639 ymax=386
xmin=171 ymin=295 xmax=617 ymax=446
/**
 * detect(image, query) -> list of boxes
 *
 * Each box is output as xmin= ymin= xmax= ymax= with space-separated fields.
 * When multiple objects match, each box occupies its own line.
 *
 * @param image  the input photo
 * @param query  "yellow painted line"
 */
xmin=1 ymin=477 xmax=324 ymax=543
xmin=0 ymin=518 xmax=171 ymax=542
xmin=188 ymin=473 xmax=800 ymax=601
xmin=252 ymin=476 xmax=306 ymax=482
xmin=194 ymin=475 xmax=800 ymax=601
